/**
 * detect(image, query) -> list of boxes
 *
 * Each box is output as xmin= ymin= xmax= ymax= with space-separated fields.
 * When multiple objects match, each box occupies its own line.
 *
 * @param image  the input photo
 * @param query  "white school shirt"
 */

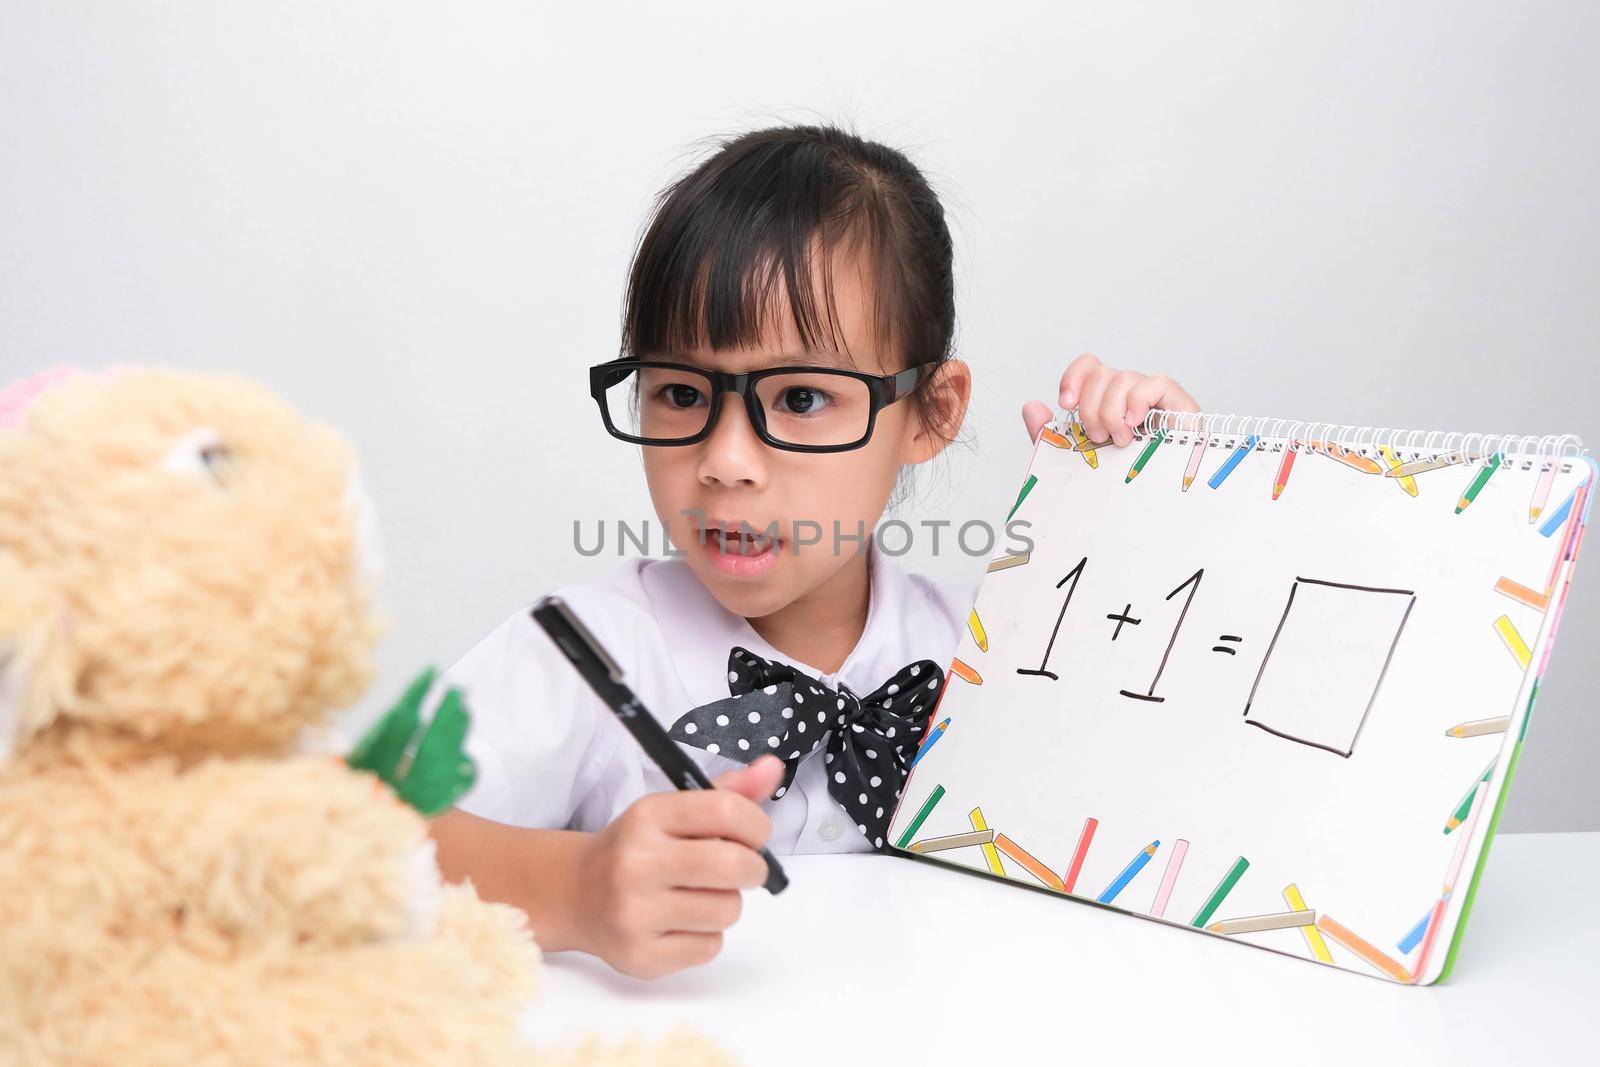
xmin=445 ymin=544 xmax=978 ymax=854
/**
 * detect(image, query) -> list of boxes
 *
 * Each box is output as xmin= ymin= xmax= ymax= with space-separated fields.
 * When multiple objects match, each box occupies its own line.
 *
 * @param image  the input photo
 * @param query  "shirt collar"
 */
xmin=641 ymin=539 xmax=914 ymax=713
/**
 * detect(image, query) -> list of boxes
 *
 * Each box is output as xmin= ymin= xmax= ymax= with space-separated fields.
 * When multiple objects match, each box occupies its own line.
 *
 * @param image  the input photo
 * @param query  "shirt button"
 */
xmin=819 ymin=816 xmax=844 ymax=843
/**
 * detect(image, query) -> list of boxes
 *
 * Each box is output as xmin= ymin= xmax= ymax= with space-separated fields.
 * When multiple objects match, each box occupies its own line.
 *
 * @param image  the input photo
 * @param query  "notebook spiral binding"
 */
xmin=1121 ymin=410 xmax=1589 ymax=473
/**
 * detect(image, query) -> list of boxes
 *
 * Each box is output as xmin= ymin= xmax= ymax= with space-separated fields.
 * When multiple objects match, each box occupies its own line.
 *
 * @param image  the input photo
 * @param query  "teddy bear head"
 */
xmin=0 ymin=368 xmax=382 ymax=765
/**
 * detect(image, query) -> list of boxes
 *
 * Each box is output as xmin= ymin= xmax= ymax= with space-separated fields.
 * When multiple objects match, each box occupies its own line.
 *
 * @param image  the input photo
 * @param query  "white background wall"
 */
xmin=2 ymin=1 xmax=1595 ymax=830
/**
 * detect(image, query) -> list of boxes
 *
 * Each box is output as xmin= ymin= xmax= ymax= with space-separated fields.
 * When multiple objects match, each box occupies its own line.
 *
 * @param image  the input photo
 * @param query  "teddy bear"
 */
xmin=0 ymin=367 xmax=730 ymax=1067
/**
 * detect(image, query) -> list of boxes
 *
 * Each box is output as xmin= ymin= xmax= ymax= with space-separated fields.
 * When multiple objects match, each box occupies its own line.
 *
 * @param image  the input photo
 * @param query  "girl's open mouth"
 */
xmin=699 ymin=524 xmax=783 ymax=578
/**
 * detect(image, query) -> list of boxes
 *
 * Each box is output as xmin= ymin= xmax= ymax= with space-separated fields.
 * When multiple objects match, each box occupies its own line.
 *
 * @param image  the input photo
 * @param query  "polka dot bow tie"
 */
xmin=668 ymin=647 xmax=944 ymax=851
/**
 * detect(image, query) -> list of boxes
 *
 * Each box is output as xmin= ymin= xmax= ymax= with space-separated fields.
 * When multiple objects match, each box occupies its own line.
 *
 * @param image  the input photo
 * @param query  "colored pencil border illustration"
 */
xmin=1047 ymin=415 xmax=1589 ymax=529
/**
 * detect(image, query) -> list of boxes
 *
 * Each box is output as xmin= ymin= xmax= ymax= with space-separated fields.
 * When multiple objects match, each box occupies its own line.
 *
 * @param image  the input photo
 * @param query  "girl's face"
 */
xmin=641 ymin=253 xmax=967 ymax=621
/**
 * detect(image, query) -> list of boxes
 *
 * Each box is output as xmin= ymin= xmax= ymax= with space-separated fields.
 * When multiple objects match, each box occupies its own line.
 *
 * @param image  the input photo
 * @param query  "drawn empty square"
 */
xmin=1243 ymin=578 xmax=1416 ymax=757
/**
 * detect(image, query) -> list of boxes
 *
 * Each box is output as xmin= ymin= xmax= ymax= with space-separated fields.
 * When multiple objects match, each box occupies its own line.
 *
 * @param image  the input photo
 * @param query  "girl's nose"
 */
xmin=696 ymin=395 xmax=770 ymax=490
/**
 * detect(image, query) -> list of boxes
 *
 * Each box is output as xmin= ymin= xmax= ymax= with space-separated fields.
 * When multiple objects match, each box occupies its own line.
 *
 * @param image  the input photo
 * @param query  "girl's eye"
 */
xmin=655 ymin=383 xmax=705 ymax=408
xmin=775 ymin=387 xmax=832 ymax=415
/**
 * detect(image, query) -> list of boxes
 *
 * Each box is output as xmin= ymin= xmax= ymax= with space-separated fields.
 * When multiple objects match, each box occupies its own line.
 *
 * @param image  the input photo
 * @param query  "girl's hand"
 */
xmin=573 ymin=755 xmax=785 ymax=979
xmin=1021 ymin=353 xmax=1199 ymax=449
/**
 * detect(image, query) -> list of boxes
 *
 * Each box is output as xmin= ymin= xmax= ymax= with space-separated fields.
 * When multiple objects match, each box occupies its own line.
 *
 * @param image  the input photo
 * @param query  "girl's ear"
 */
xmin=903 ymin=358 xmax=972 ymax=464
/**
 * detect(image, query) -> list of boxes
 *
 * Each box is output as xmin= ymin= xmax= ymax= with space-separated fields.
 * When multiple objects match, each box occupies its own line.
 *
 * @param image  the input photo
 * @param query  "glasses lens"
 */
xmin=600 ymin=364 xmax=716 ymax=442
xmin=754 ymin=371 xmax=873 ymax=448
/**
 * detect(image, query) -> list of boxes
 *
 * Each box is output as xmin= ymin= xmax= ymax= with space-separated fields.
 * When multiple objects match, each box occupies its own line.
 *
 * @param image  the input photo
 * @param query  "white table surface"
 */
xmin=521 ymin=832 xmax=1592 ymax=1064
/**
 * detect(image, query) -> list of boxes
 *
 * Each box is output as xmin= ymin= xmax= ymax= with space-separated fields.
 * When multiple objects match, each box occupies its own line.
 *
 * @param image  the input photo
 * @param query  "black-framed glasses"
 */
xmin=589 ymin=359 xmax=926 ymax=453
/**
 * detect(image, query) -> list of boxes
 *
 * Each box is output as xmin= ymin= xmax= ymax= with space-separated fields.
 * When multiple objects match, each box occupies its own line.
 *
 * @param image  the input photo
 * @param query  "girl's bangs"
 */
xmin=623 ymin=148 xmax=902 ymax=364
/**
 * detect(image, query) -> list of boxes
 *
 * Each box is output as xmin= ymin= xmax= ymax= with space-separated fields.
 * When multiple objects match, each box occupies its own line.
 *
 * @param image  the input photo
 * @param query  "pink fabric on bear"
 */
xmin=0 ymin=366 xmax=91 ymax=428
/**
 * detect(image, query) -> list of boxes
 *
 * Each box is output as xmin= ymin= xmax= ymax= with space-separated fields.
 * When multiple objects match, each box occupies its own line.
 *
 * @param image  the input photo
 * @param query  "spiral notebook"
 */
xmin=888 ymin=410 xmax=1592 ymax=983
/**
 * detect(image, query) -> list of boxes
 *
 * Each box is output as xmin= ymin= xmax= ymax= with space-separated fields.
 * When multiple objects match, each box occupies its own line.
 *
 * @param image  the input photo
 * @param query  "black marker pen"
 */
xmin=530 ymin=595 xmax=789 ymax=895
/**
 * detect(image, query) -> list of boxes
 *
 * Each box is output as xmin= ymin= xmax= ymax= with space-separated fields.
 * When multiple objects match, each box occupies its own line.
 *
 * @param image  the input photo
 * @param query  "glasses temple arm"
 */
xmin=890 ymin=364 xmax=924 ymax=401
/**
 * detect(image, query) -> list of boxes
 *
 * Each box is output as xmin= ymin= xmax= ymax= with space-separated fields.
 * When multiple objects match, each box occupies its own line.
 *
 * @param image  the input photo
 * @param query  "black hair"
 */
xmin=622 ymin=124 xmax=957 ymax=431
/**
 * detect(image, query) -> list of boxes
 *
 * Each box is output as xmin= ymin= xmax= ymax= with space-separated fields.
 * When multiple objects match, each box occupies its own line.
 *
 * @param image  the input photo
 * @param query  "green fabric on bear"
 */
xmin=396 ymin=687 xmax=476 ymax=815
xmin=348 ymin=667 xmax=476 ymax=816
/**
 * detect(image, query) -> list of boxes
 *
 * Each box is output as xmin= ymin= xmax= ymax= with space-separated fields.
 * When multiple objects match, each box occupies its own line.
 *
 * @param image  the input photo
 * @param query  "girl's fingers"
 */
xmin=1123 ymin=375 xmax=1164 ymax=434
xmin=1076 ymin=369 xmax=1112 ymax=443
xmin=1058 ymin=357 xmax=1198 ymax=444
xmin=1127 ymin=374 xmax=1198 ymax=424
xmin=1058 ymin=353 xmax=1102 ymax=409
xmin=711 ymin=754 xmax=785 ymax=801
xmin=651 ymin=931 xmax=725 ymax=972
xmin=1162 ymin=378 xmax=1199 ymax=413
xmin=661 ymin=838 xmax=770 ymax=891
xmin=1099 ymin=372 xmax=1139 ymax=447
xmin=662 ymin=887 xmax=745 ymax=934
xmin=650 ymin=788 xmax=772 ymax=853
xmin=1021 ymin=400 xmax=1055 ymax=443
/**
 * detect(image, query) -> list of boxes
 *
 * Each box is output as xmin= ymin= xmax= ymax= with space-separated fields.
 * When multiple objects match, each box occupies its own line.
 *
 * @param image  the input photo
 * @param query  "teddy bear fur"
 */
xmin=0 ymin=369 xmax=730 ymax=1067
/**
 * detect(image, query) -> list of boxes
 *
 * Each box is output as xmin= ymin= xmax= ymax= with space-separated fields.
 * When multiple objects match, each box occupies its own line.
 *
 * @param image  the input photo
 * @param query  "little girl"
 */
xmin=431 ymin=124 xmax=1197 ymax=979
